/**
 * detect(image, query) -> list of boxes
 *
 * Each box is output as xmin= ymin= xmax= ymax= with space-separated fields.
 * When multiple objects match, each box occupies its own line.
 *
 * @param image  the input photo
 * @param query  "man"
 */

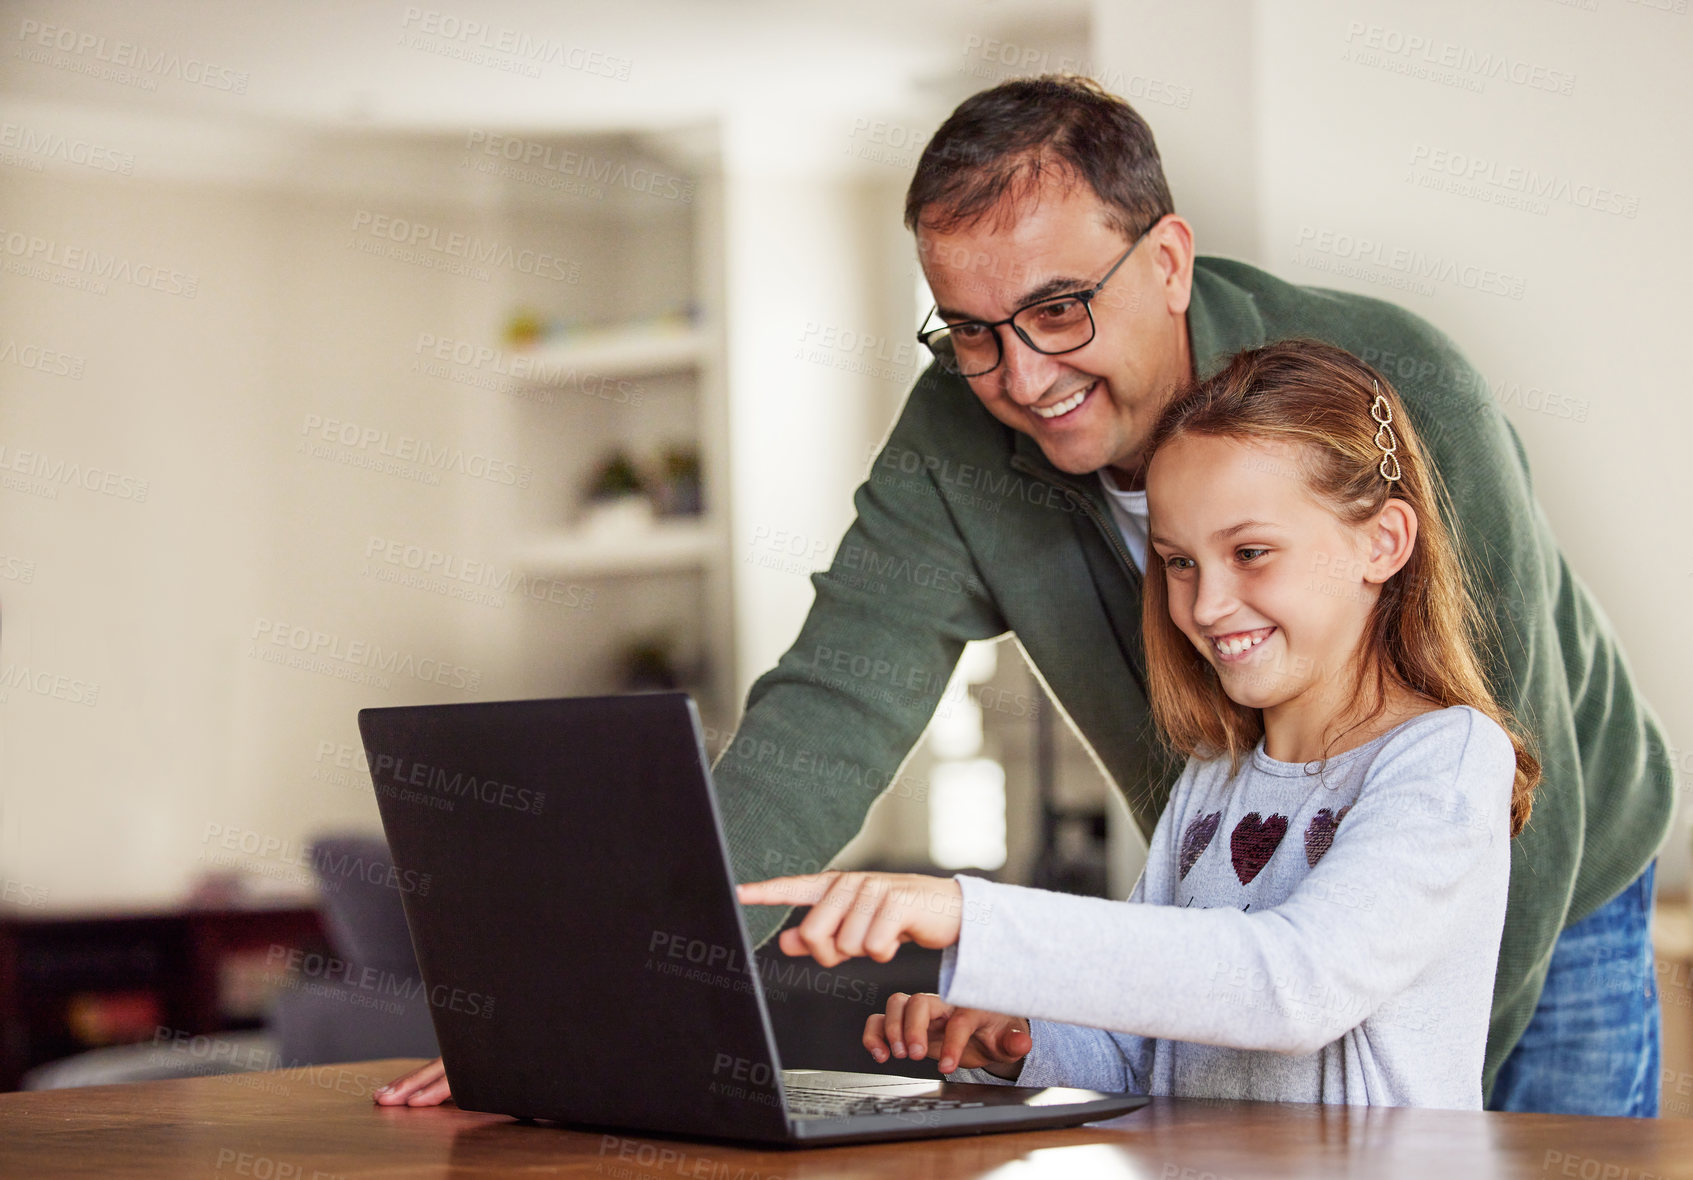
xmin=377 ymin=75 xmax=1670 ymax=1114
xmin=711 ymin=75 xmax=1670 ymax=1115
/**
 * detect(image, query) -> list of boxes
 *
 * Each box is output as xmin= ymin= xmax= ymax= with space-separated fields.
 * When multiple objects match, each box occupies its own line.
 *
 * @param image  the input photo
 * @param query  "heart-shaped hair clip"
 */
xmin=1370 ymin=381 xmax=1402 ymax=483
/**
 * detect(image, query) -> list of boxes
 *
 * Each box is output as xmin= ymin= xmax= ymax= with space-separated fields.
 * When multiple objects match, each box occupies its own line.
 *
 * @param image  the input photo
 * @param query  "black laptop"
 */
xmin=356 ymin=692 xmax=1148 ymax=1146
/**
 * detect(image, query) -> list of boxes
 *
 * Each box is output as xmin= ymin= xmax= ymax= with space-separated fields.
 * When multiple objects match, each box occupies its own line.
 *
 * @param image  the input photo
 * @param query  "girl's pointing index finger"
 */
xmin=736 ymin=872 xmax=838 ymax=906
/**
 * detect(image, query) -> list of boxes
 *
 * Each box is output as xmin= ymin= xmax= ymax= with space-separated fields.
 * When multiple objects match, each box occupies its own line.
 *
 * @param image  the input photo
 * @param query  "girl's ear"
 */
xmin=1363 ymin=498 xmax=1419 ymax=584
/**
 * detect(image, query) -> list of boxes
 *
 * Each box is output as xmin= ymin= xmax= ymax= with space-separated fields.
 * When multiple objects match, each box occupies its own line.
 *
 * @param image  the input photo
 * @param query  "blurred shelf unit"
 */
xmin=484 ymin=124 xmax=734 ymax=728
xmin=512 ymin=325 xmax=709 ymax=383
xmin=0 ymin=905 xmax=330 ymax=1092
xmin=514 ymin=518 xmax=716 ymax=578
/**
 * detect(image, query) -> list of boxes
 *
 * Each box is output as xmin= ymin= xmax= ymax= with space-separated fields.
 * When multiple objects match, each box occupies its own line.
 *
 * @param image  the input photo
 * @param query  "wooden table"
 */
xmin=3 ymin=1057 xmax=1691 ymax=1178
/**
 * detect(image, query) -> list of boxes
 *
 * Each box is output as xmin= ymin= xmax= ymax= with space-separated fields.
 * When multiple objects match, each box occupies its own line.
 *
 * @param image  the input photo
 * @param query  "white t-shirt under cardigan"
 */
xmin=1096 ymin=469 xmax=1149 ymax=573
xmin=938 ymin=705 xmax=1516 ymax=1108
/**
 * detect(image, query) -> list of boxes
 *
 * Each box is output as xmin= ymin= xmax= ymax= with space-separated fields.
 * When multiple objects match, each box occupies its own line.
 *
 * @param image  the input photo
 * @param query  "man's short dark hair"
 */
xmin=904 ymin=74 xmax=1175 ymax=240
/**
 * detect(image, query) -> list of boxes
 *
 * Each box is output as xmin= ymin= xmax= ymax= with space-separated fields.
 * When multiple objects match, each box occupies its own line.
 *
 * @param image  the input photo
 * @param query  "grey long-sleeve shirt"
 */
xmin=938 ymin=705 xmax=1516 ymax=1109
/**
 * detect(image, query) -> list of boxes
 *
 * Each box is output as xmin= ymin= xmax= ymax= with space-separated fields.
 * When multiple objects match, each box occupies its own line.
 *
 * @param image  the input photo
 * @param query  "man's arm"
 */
xmin=714 ymin=365 xmax=1010 ymax=947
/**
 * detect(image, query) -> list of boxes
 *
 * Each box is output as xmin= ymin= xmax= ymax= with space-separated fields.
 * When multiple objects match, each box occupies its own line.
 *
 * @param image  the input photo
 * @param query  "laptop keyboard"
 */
xmin=783 ymin=1085 xmax=988 ymax=1119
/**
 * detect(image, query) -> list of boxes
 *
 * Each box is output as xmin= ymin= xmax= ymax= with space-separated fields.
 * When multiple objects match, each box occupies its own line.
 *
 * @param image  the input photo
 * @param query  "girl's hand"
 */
xmin=372 ymin=1057 xmax=452 ymax=1106
xmin=736 ymin=871 xmax=965 ymax=967
xmin=865 ymin=992 xmax=1032 ymax=1078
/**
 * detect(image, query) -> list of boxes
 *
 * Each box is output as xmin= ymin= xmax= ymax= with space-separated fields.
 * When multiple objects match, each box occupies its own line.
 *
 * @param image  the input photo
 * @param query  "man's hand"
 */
xmin=866 ymin=992 xmax=1031 ymax=1078
xmin=736 ymin=871 xmax=965 ymax=968
xmin=372 ymin=1057 xmax=452 ymax=1106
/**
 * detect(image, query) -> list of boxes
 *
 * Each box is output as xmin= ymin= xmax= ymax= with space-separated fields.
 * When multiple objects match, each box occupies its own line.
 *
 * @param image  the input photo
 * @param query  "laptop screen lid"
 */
xmin=358 ymin=692 xmax=790 ymax=1140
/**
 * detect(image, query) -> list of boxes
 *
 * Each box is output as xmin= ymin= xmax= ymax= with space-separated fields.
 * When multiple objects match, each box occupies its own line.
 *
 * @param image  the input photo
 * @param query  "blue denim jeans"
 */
xmin=1488 ymin=858 xmax=1660 ymax=1116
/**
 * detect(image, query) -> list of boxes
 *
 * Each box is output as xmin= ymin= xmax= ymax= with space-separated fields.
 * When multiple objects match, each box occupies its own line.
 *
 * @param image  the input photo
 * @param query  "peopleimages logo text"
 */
xmin=367 ymin=752 xmax=546 ymax=815
xmin=299 ymin=415 xmax=532 ymax=488
xmin=0 ymin=228 xmax=198 ymax=296
xmin=350 ymin=211 xmax=577 ymax=282
xmin=15 ymin=19 xmax=251 ymax=92
xmin=249 ymin=617 xmax=482 ymax=692
xmin=0 ymin=444 xmax=149 ymax=500
xmin=462 ymin=132 xmax=690 ymax=201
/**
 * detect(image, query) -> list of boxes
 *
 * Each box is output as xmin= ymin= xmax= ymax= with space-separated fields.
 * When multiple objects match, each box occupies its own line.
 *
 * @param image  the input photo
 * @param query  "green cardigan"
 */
xmin=712 ymin=255 xmax=1674 ymax=1099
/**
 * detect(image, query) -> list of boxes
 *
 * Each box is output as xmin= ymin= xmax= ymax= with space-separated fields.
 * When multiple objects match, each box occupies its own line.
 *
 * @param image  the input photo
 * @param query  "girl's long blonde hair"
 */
xmin=1140 ymin=339 xmax=1539 ymax=836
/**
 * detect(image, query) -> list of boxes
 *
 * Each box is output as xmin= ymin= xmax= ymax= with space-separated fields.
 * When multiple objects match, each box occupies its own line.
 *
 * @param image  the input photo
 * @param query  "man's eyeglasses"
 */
xmin=916 ymin=226 xmax=1151 ymax=379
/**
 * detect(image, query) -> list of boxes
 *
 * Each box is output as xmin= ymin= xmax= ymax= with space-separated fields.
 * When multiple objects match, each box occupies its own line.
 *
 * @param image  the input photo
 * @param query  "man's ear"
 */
xmin=1363 ymin=498 xmax=1419 ymax=583
xmin=1155 ymin=214 xmax=1196 ymax=317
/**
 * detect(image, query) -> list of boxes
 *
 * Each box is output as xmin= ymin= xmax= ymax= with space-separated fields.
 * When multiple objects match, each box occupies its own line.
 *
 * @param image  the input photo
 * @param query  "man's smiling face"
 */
xmin=915 ymin=175 xmax=1195 ymax=489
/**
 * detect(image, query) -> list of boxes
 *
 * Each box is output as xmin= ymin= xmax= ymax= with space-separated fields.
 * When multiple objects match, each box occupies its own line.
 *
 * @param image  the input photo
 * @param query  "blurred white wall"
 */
xmin=0 ymin=0 xmax=1085 ymax=907
xmin=718 ymin=108 xmax=913 ymax=703
xmin=1096 ymin=0 xmax=1693 ymax=891
xmin=0 ymin=0 xmax=1684 ymax=909
xmin=0 ymin=124 xmax=630 ymax=903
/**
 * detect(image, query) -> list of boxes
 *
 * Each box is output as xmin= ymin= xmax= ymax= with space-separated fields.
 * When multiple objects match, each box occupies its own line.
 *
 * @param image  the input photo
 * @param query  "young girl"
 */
xmin=736 ymin=339 xmax=1540 ymax=1109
